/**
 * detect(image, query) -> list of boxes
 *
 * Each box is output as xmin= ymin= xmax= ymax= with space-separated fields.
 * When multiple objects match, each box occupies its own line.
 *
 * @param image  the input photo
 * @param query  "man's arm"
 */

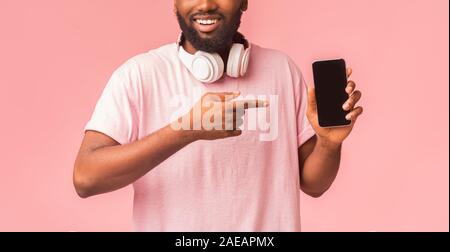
xmin=74 ymin=92 xmax=267 ymax=198
xmin=73 ymin=125 xmax=196 ymax=198
xmin=298 ymin=67 xmax=363 ymax=198
xmin=298 ymin=135 xmax=341 ymax=198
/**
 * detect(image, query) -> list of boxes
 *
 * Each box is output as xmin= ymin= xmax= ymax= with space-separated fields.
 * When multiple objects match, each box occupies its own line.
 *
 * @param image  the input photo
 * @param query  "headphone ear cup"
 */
xmin=227 ymin=43 xmax=245 ymax=78
xmin=192 ymin=52 xmax=224 ymax=83
xmin=209 ymin=52 xmax=225 ymax=82
xmin=240 ymin=47 xmax=251 ymax=76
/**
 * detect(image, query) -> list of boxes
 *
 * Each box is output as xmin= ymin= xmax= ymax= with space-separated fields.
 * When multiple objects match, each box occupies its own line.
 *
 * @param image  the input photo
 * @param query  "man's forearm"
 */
xmin=74 ymin=125 xmax=195 ymax=197
xmin=300 ymin=137 xmax=342 ymax=197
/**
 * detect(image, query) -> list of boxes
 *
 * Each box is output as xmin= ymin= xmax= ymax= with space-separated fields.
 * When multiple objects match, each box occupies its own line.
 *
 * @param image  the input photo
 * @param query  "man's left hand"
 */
xmin=306 ymin=68 xmax=364 ymax=146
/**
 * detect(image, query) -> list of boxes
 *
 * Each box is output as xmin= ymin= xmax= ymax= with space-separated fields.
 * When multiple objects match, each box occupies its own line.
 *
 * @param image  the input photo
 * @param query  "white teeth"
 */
xmin=196 ymin=19 xmax=218 ymax=25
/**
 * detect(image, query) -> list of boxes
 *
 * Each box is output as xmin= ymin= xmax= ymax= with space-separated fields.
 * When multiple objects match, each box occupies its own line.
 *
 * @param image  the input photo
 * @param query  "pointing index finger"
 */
xmin=233 ymin=99 xmax=270 ymax=110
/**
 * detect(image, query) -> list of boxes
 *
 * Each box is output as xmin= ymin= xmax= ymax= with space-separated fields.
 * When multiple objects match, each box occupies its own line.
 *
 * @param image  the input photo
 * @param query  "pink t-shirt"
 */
xmin=84 ymin=42 xmax=316 ymax=231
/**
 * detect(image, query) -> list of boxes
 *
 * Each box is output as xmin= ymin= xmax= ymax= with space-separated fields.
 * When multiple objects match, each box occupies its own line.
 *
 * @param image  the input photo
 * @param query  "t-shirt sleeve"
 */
xmin=83 ymin=62 xmax=139 ymax=145
xmin=289 ymin=59 xmax=316 ymax=147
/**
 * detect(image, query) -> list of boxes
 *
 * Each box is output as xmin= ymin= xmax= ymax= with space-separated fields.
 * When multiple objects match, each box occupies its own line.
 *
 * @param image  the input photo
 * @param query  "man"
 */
xmin=74 ymin=0 xmax=363 ymax=231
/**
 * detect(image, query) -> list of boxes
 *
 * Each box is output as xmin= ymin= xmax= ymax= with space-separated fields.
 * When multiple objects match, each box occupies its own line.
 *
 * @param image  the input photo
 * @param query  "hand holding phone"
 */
xmin=312 ymin=59 xmax=351 ymax=128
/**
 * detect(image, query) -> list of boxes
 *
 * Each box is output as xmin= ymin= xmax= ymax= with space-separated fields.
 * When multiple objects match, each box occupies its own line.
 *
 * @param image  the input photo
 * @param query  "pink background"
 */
xmin=0 ymin=0 xmax=448 ymax=232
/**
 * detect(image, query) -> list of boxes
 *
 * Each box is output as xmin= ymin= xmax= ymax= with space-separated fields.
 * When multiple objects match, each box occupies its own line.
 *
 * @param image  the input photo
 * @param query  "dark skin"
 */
xmin=299 ymin=68 xmax=363 ymax=197
xmin=73 ymin=0 xmax=363 ymax=198
xmin=175 ymin=0 xmax=248 ymax=64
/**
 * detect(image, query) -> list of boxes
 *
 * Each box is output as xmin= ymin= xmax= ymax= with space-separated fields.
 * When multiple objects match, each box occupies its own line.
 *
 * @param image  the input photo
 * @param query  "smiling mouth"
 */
xmin=192 ymin=15 xmax=223 ymax=34
xmin=195 ymin=18 xmax=219 ymax=25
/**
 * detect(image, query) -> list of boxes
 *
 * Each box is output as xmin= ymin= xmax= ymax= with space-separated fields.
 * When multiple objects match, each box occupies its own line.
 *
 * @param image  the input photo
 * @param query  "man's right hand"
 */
xmin=75 ymin=91 xmax=268 ymax=198
xmin=174 ymin=92 xmax=269 ymax=141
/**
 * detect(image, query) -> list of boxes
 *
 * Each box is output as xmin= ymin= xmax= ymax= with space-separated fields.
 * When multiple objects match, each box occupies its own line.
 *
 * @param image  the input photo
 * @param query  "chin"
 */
xmin=196 ymin=32 xmax=218 ymax=40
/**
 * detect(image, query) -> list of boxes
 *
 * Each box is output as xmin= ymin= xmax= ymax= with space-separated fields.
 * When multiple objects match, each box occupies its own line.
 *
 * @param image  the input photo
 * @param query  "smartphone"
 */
xmin=312 ymin=59 xmax=351 ymax=128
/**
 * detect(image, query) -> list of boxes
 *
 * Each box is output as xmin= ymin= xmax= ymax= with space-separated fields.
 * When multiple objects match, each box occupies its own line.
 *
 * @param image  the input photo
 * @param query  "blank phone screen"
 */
xmin=312 ymin=59 xmax=351 ymax=127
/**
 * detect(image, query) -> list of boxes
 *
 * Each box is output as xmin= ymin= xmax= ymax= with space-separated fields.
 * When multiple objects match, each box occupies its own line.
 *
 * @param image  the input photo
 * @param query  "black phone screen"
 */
xmin=312 ymin=59 xmax=351 ymax=128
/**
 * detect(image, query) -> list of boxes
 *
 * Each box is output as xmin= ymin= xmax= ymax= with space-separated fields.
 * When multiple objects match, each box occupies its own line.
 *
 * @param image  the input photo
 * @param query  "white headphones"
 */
xmin=177 ymin=33 xmax=251 ymax=83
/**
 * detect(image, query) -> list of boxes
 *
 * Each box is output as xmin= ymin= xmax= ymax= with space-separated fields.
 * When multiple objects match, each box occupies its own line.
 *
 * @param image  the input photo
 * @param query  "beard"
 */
xmin=176 ymin=10 xmax=242 ymax=53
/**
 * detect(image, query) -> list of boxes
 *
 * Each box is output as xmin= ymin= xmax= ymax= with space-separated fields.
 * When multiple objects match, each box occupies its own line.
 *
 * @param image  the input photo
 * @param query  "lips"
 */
xmin=191 ymin=14 xmax=223 ymax=34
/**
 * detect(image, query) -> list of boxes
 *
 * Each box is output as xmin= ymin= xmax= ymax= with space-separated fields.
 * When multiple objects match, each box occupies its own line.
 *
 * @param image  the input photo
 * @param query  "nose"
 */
xmin=195 ymin=0 xmax=219 ymax=13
